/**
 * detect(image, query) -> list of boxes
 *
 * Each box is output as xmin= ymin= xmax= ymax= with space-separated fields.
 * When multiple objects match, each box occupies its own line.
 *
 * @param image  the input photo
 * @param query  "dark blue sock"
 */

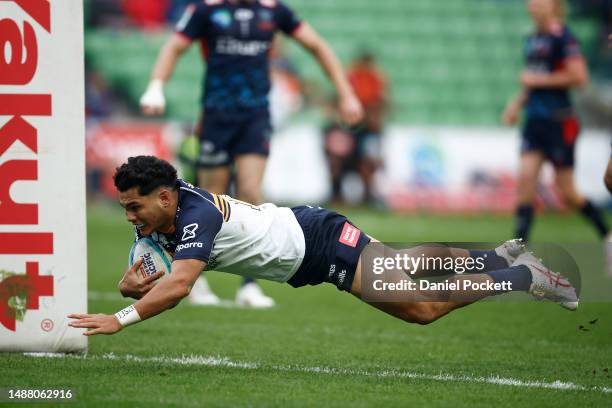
xmin=515 ymin=204 xmax=534 ymax=241
xmin=485 ymin=265 xmax=532 ymax=294
xmin=469 ymin=249 xmax=508 ymax=272
xmin=242 ymin=277 xmax=255 ymax=286
xmin=579 ymin=200 xmax=609 ymax=238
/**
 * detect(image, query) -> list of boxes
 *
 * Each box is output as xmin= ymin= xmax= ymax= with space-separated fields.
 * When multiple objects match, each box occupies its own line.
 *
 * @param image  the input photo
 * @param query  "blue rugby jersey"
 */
xmin=135 ymin=179 xmax=305 ymax=282
xmin=135 ymin=180 xmax=223 ymax=262
xmin=175 ymin=0 xmax=302 ymax=112
xmin=523 ymin=25 xmax=582 ymax=119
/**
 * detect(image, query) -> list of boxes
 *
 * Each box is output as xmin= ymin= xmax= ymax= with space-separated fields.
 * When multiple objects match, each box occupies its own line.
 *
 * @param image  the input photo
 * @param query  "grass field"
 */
xmin=3 ymin=204 xmax=612 ymax=407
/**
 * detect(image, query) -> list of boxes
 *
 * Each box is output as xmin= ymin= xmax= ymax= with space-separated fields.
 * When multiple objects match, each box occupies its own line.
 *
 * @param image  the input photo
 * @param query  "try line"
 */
xmin=25 ymin=352 xmax=612 ymax=395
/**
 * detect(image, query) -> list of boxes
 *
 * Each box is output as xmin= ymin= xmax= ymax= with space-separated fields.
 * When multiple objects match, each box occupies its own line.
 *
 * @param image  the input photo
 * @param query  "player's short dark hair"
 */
xmin=114 ymin=156 xmax=178 ymax=195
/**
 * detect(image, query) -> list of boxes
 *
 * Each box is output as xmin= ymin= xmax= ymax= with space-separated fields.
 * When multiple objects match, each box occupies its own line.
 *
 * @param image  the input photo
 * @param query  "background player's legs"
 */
xmin=357 ymin=148 xmax=380 ymax=205
xmin=555 ymin=167 xmax=609 ymax=239
xmin=191 ymin=162 xmax=274 ymax=307
xmin=197 ymin=166 xmax=231 ymax=196
xmin=235 ymin=154 xmax=267 ymax=205
xmin=515 ymin=151 xmax=545 ymax=241
xmin=233 ymin=154 xmax=274 ymax=307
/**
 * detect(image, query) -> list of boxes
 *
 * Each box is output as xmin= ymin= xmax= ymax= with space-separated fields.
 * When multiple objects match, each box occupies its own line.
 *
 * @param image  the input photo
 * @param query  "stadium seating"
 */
xmin=85 ymin=0 xmax=599 ymax=125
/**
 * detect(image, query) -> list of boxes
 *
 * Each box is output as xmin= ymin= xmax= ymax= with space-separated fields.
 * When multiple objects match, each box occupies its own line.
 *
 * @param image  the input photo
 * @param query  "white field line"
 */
xmin=24 ymin=352 xmax=612 ymax=395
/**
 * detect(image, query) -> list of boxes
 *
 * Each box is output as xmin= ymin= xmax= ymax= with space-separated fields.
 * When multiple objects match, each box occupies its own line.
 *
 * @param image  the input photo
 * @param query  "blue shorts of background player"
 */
xmin=197 ymin=108 xmax=272 ymax=168
xmin=521 ymin=116 xmax=579 ymax=168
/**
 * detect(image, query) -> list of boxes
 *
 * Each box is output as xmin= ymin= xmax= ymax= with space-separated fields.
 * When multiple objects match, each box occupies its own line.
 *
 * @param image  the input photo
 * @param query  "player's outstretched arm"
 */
xmin=291 ymin=23 xmax=363 ymax=125
xmin=69 ymin=259 xmax=206 ymax=336
xmin=140 ymin=34 xmax=192 ymax=116
xmin=118 ymin=258 xmax=165 ymax=300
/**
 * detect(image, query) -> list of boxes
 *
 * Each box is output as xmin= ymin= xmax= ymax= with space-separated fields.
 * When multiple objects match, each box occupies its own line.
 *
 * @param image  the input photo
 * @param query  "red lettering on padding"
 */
xmin=0 ymin=233 xmax=52 ymax=254
xmin=0 ymin=116 xmax=37 ymax=155
xmin=0 ymin=19 xmax=38 ymax=85
xmin=12 ymin=0 xmax=51 ymax=32
xmin=0 ymin=94 xmax=52 ymax=116
xmin=0 ymin=160 xmax=37 ymax=224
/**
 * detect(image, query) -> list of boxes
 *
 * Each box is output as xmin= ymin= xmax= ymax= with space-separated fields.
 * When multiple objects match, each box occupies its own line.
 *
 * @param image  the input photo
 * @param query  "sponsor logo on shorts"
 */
xmin=328 ymin=264 xmax=336 ymax=278
xmin=338 ymin=269 xmax=347 ymax=286
xmin=339 ymin=222 xmax=361 ymax=248
xmin=176 ymin=242 xmax=204 ymax=252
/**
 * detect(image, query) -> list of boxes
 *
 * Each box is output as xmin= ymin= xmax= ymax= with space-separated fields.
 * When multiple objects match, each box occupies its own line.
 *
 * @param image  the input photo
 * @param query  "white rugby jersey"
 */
xmin=140 ymin=180 xmax=305 ymax=282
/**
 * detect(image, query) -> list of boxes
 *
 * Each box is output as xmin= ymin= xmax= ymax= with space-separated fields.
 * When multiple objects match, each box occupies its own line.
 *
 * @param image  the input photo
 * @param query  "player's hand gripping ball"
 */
xmin=128 ymin=237 xmax=173 ymax=283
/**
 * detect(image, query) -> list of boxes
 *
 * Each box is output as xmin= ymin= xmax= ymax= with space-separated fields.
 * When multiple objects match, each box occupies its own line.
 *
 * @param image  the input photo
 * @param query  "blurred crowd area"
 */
xmin=85 ymin=0 xmax=197 ymax=29
xmin=84 ymin=0 xmax=612 ymax=124
xmin=83 ymin=0 xmax=612 ymax=209
xmin=84 ymin=0 xmax=391 ymax=206
xmin=84 ymin=0 xmax=612 ymax=33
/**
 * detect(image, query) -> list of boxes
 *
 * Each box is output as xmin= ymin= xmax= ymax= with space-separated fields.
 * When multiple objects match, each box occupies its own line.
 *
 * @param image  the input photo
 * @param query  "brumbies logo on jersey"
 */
xmin=182 ymin=223 xmax=199 ymax=241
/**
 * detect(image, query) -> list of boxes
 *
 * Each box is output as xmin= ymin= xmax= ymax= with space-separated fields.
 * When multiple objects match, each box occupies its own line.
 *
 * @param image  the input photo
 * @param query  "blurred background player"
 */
xmin=140 ymin=0 xmax=363 ymax=306
xmin=606 ymin=34 xmax=612 ymax=195
xmin=324 ymin=50 xmax=388 ymax=205
xmin=268 ymin=38 xmax=304 ymax=130
xmin=502 ymin=0 xmax=609 ymax=242
xmin=606 ymin=148 xmax=612 ymax=193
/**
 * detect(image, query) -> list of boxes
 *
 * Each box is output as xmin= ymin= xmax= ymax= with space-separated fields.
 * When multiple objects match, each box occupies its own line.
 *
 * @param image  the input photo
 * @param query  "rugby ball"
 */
xmin=128 ymin=237 xmax=173 ymax=280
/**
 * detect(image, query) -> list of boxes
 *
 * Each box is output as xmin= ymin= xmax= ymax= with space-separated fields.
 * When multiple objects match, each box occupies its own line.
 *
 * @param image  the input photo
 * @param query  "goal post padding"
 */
xmin=0 ymin=0 xmax=87 ymax=352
